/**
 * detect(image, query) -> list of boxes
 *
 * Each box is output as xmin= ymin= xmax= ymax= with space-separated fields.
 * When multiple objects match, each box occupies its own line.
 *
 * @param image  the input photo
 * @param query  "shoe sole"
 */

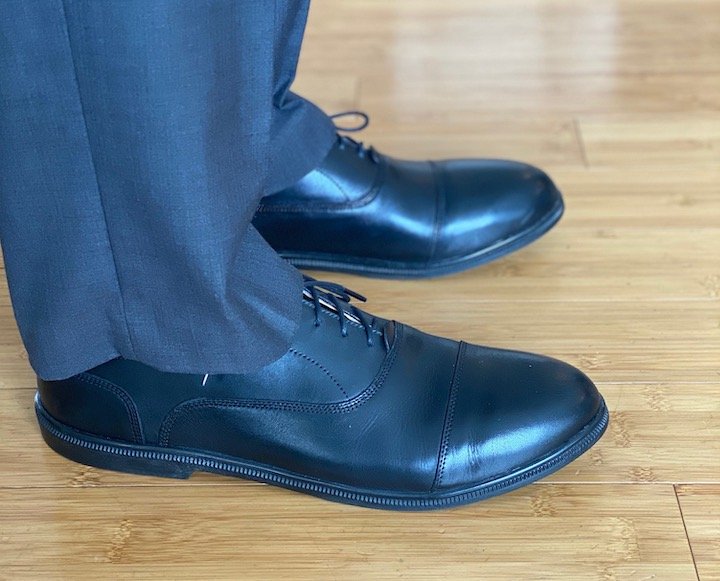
xmin=279 ymin=197 xmax=564 ymax=279
xmin=35 ymin=392 xmax=608 ymax=511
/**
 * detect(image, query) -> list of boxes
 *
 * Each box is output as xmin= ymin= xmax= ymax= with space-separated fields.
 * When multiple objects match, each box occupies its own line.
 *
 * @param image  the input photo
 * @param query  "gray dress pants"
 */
xmin=0 ymin=1 xmax=335 ymax=380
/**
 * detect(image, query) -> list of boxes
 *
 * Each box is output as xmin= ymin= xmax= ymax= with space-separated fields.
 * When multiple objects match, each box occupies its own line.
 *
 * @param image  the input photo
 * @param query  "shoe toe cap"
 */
xmin=434 ymin=159 xmax=563 ymax=260
xmin=435 ymin=343 xmax=603 ymax=492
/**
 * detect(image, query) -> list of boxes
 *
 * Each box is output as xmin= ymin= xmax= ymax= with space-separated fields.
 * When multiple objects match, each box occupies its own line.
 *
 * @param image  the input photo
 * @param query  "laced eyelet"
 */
xmin=336 ymin=134 xmax=380 ymax=164
xmin=329 ymin=111 xmax=380 ymax=164
xmin=303 ymin=276 xmax=379 ymax=347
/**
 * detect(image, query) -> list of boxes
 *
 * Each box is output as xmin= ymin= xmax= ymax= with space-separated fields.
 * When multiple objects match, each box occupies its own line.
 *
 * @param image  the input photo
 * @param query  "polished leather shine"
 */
xmin=252 ymin=137 xmax=565 ymax=278
xmin=36 ymin=282 xmax=607 ymax=510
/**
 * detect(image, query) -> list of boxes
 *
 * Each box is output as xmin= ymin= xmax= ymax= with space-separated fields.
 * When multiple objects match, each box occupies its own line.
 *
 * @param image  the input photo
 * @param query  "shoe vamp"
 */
xmin=255 ymin=158 xmax=439 ymax=263
xmin=161 ymin=324 xmax=460 ymax=493
xmin=260 ymin=140 xmax=379 ymax=207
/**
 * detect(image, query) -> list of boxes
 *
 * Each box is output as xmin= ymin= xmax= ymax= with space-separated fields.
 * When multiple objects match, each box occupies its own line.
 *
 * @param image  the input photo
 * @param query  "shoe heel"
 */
xmin=35 ymin=394 xmax=194 ymax=479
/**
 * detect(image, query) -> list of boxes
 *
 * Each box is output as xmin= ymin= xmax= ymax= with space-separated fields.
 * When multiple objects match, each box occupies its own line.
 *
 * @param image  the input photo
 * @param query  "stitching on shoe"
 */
xmin=157 ymin=325 xmax=404 ymax=447
xmin=431 ymin=341 xmax=466 ymax=491
xmin=255 ymin=158 xmax=387 ymax=213
xmin=77 ymin=372 xmax=145 ymax=444
xmin=316 ymin=168 xmax=352 ymax=202
xmin=288 ymin=348 xmax=349 ymax=398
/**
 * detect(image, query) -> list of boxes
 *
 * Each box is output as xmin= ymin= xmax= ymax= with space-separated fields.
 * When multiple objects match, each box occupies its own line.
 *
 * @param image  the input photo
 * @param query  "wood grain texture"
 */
xmin=580 ymin=115 xmax=720 ymax=168
xmin=0 ymin=485 xmax=699 ymax=581
xmin=1 ymin=0 xmax=719 ymax=578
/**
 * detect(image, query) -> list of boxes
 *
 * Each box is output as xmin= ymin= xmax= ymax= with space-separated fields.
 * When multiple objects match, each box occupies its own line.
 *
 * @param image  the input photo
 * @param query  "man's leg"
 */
xmin=1 ymin=1 xmax=608 ymax=510
xmin=0 ymin=0 xmax=335 ymax=380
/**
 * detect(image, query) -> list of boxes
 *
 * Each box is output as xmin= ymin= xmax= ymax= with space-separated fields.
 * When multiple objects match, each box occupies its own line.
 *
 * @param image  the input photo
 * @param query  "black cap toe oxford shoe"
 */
xmin=252 ymin=135 xmax=564 ymax=278
xmin=36 ymin=278 xmax=607 ymax=510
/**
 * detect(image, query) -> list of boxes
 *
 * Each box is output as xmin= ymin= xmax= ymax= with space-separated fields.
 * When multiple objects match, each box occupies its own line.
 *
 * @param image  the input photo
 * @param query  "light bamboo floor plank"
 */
xmin=0 ymin=484 xmax=698 ymax=581
xmin=2 ymin=272 xmax=720 ymax=388
xmin=677 ymin=485 xmax=720 ymax=581
xmin=2 ymin=228 xmax=717 ymax=305
xmin=552 ymin=169 xmax=720 ymax=228
xmin=300 ymin=1 xmax=720 ymax=121
xmin=301 ymin=0 xmax=720 ymax=78
xmin=3 ymin=171 xmax=719 ymax=299
xmin=0 ymin=292 xmax=717 ymax=386
xmin=579 ymin=115 xmax=720 ymax=168
xmin=353 ymin=73 xmax=720 ymax=118
xmin=357 ymin=118 xmax=586 ymax=168
xmin=297 ymin=293 xmax=718 ymax=384
xmin=548 ymin=383 xmax=720 ymax=484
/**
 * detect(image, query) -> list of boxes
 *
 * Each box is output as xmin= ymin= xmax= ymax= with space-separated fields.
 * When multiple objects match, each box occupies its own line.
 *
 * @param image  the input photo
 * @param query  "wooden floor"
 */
xmin=2 ymin=1 xmax=719 ymax=579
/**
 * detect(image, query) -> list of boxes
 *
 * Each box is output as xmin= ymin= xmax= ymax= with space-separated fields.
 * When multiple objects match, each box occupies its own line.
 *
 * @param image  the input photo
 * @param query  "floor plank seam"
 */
xmin=572 ymin=118 xmax=590 ymax=168
xmin=4 ymin=482 xmax=720 ymax=491
xmin=674 ymin=484 xmax=702 ymax=581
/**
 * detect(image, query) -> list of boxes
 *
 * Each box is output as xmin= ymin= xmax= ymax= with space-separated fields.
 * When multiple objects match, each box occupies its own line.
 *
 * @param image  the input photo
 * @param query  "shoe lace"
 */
xmin=303 ymin=275 xmax=377 ymax=347
xmin=330 ymin=111 xmax=380 ymax=164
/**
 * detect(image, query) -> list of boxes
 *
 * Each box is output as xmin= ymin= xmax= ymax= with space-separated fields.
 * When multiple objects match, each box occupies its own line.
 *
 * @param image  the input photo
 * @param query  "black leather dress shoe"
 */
xmin=36 ymin=278 xmax=607 ymax=510
xmin=253 ymin=131 xmax=564 ymax=278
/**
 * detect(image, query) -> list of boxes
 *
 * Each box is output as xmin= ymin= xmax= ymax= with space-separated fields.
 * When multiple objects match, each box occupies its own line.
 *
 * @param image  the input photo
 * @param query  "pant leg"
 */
xmin=266 ymin=2 xmax=336 ymax=194
xmin=0 ymin=0 xmax=335 ymax=380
